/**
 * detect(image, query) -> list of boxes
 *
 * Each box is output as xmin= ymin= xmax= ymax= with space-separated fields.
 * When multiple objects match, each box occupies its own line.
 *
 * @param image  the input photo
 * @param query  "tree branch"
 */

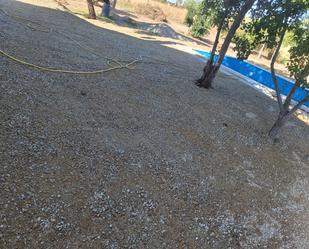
xmin=270 ymin=25 xmax=287 ymax=112
xmin=215 ymin=0 xmax=256 ymax=67
xmin=283 ymin=80 xmax=301 ymax=108
xmin=288 ymin=93 xmax=309 ymax=116
xmin=209 ymin=10 xmax=228 ymax=64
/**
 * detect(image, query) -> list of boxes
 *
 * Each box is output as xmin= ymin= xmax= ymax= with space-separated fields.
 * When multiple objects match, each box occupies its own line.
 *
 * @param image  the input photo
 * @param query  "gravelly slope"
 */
xmin=0 ymin=1 xmax=308 ymax=248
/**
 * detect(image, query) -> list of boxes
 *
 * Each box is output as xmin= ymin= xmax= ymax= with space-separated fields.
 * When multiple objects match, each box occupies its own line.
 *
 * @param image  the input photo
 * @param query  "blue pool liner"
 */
xmin=194 ymin=49 xmax=309 ymax=108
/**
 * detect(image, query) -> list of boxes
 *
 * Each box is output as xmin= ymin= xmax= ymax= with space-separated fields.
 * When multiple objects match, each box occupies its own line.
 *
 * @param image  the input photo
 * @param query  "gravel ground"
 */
xmin=1 ymin=1 xmax=309 ymax=248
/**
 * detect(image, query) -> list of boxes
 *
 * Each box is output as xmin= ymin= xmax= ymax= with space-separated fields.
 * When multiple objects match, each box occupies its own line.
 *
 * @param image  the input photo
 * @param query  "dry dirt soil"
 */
xmin=0 ymin=0 xmax=309 ymax=249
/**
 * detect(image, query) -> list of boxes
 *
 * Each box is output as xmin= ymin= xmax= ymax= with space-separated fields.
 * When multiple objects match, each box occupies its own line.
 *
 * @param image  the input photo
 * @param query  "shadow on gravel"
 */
xmin=110 ymin=10 xmax=211 ymax=46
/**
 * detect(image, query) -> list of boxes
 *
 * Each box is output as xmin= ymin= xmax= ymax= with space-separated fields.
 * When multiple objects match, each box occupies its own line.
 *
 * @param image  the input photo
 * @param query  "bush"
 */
xmin=233 ymin=35 xmax=256 ymax=60
xmin=190 ymin=14 xmax=210 ymax=38
xmin=233 ymin=27 xmax=257 ymax=60
xmin=184 ymin=0 xmax=198 ymax=26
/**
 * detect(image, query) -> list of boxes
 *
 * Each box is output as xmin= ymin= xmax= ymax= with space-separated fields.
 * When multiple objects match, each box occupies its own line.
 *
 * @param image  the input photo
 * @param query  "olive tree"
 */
xmin=233 ymin=0 xmax=309 ymax=138
xmin=196 ymin=0 xmax=256 ymax=89
xmin=269 ymin=26 xmax=308 ymax=138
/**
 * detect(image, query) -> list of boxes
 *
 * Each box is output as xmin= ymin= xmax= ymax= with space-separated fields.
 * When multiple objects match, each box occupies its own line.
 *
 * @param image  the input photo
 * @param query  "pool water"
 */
xmin=194 ymin=49 xmax=309 ymax=108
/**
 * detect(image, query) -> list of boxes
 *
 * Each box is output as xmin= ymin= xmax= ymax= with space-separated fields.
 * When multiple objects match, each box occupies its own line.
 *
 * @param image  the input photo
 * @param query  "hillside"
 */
xmin=0 ymin=0 xmax=308 ymax=248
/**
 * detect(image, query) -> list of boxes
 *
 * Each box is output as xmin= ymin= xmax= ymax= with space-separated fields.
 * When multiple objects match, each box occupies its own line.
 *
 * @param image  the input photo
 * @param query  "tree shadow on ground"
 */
xmin=102 ymin=8 xmax=212 ymax=47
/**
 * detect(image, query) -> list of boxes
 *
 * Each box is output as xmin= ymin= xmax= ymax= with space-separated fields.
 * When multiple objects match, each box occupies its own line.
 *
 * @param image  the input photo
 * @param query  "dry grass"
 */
xmin=134 ymin=3 xmax=167 ymax=22
xmin=117 ymin=0 xmax=187 ymax=23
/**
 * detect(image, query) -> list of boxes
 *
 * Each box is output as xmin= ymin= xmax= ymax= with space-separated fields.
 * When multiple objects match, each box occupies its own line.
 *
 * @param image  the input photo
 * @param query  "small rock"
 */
xmin=80 ymin=90 xmax=87 ymax=96
xmin=245 ymin=112 xmax=257 ymax=119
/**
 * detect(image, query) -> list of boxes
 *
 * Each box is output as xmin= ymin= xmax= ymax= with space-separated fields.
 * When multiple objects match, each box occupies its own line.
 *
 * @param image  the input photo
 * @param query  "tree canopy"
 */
xmin=232 ymin=0 xmax=309 ymax=137
xmin=194 ymin=0 xmax=308 ymax=138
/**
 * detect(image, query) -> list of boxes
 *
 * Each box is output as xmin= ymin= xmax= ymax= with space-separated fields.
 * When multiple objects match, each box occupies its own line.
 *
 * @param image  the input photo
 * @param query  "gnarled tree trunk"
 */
xmin=87 ymin=0 xmax=96 ymax=19
xmin=269 ymin=93 xmax=309 ymax=139
xmin=268 ymin=111 xmax=289 ymax=139
xmin=197 ymin=0 xmax=255 ymax=89
xmin=196 ymin=11 xmax=227 ymax=88
xmin=267 ymin=23 xmax=295 ymax=139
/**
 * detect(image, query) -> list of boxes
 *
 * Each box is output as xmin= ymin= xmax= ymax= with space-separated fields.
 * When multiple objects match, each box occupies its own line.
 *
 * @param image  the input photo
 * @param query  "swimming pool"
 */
xmin=194 ymin=49 xmax=309 ymax=108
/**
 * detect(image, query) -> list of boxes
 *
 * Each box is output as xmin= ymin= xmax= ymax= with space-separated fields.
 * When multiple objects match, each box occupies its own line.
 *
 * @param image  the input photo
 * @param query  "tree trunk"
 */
xmin=87 ymin=0 xmax=96 ymax=19
xmin=215 ymin=0 xmax=255 ymax=67
xmin=268 ymin=102 xmax=291 ymax=139
xmin=196 ymin=11 xmax=227 ymax=88
xmin=112 ymin=0 xmax=117 ymax=9
xmin=269 ymin=94 xmax=308 ymax=139
xmin=270 ymin=26 xmax=287 ymax=112
xmin=197 ymin=0 xmax=255 ymax=89
xmin=268 ymin=113 xmax=287 ymax=139
xmin=209 ymin=11 xmax=228 ymax=64
xmin=196 ymin=63 xmax=220 ymax=88
xmin=289 ymin=94 xmax=309 ymax=114
xmin=266 ymin=19 xmax=295 ymax=139
xmin=283 ymin=80 xmax=301 ymax=109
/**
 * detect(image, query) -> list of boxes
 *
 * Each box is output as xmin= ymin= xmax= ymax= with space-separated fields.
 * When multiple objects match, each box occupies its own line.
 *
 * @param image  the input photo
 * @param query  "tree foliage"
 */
xmin=233 ymin=25 xmax=258 ymax=60
xmin=184 ymin=0 xmax=247 ymax=38
xmin=184 ymin=0 xmax=198 ymax=26
xmin=232 ymin=0 xmax=309 ymax=138
xmin=184 ymin=0 xmax=213 ymax=38
xmin=190 ymin=13 xmax=211 ymax=37
xmin=234 ymin=0 xmax=309 ymax=59
xmin=287 ymin=26 xmax=309 ymax=88
xmin=194 ymin=0 xmax=308 ymax=138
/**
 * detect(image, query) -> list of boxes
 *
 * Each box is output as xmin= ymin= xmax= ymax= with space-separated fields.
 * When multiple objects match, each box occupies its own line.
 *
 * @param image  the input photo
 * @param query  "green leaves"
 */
xmin=186 ymin=0 xmax=247 ymax=38
xmin=184 ymin=0 xmax=213 ymax=37
xmin=233 ymin=0 xmax=308 ymax=86
xmin=233 ymin=33 xmax=257 ymax=60
xmin=184 ymin=0 xmax=199 ymax=26
xmin=190 ymin=14 xmax=211 ymax=37
xmin=287 ymin=26 xmax=309 ymax=87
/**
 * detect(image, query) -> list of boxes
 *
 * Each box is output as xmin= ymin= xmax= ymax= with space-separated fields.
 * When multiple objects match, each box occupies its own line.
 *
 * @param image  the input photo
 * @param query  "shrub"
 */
xmin=190 ymin=14 xmax=210 ymax=38
xmin=184 ymin=0 xmax=198 ymax=26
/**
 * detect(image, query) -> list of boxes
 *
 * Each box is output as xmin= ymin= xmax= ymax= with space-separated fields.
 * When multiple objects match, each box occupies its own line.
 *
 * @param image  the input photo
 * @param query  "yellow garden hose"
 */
xmin=0 ymin=8 xmax=139 ymax=74
xmin=0 ymin=49 xmax=138 ymax=74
